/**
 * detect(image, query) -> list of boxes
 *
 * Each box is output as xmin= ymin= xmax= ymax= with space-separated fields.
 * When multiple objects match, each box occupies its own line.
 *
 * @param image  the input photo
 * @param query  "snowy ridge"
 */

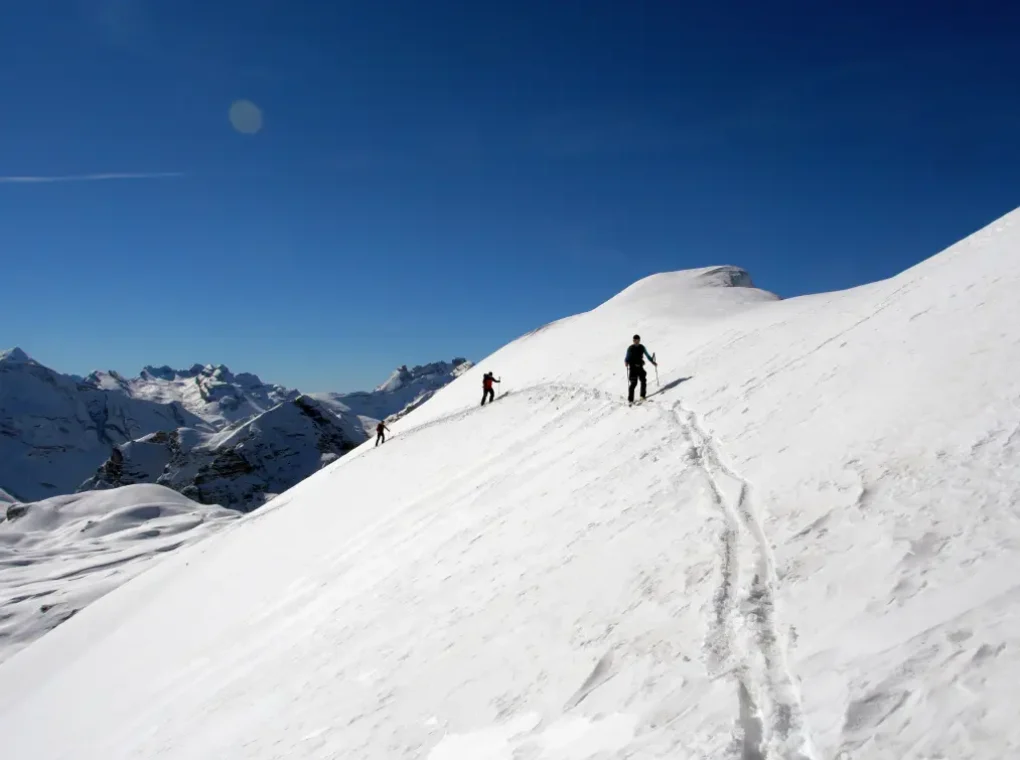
xmin=0 ymin=484 xmax=237 ymax=664
xmin=310 ymin=358 xmax=473 ymax=423
xmin=0 ymin=347 xmax=31 ymax=364
xmin=1 ymin=209 xmax=1019 ymax=758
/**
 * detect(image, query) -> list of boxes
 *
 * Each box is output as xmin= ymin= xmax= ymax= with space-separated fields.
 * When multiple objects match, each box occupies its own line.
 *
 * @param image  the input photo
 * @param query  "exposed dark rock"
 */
xmin=81 ymin=396 xmax=366 ymax=512
xmin=6 ymin=503 xmax=29 ymax=521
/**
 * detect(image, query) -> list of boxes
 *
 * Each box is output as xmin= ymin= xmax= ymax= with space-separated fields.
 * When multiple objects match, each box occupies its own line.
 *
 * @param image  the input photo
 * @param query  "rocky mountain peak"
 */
xmin=0 ymin=347 xmax=32 ymax=364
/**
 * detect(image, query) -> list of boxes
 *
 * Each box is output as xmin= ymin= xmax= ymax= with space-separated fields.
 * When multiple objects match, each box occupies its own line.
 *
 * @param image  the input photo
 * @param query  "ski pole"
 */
xmin=653 ymin=354 xmax=659 ymax=387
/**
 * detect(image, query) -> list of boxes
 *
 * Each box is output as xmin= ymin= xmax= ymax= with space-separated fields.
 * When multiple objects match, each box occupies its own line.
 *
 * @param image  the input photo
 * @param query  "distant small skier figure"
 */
xmin=375 ymin=421 xmax=390 ymax=447
xmin=625 ymin=334 xmax=657 ymax=404
xmin=481 ymin=371 xmax=501 ymax=406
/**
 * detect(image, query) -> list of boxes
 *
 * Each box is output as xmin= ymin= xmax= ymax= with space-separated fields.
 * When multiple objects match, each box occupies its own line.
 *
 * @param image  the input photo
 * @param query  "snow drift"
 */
xmin=1 ymin=211 xmax=1020 ymax=759
xmin=0 ymin=484 xmax=237 ymax=664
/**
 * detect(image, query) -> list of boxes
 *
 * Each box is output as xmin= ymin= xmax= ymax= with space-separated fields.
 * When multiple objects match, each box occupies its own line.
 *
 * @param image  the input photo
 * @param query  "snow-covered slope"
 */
xmin=87 ymin=363 xmax=301 ymax=428
xmin=311 ymin=358 xmax=473 ymax=423
xmin=80 ymin=397 xmax=367 ymax=511
xmin=0 ymin=484 xmax=237 ymax=664
xmin=0 ymin=349 xmax=209 ymax=502
xmin=2 ymin=210 xmax=1020 ymax=759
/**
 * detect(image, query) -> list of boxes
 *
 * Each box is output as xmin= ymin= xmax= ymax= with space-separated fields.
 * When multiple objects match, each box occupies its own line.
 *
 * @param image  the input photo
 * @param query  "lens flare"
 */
xmin=229 ymin=100 xmax=263 ymax=134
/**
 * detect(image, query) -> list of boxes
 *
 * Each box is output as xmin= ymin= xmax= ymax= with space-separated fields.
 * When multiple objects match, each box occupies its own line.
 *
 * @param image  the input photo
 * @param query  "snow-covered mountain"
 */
xmin=0 ymin=348 xmax=210 ymax=502
xmin=2 ymin=352 xmax=455 ymax=507
xmin=0 ymin=484 xmax=237 ymax=664
xmin=80 ymin=396 xmax=367 ymax=511
xmin=4 ymin=209 xmax=1020 ymax=759
xmin=89 ymin=359 xmax=474 ymax=430
xmin=87 ymin=363 xmax=301 ymax=428
xmin=310 ymin=358 xmax=473 ymax=422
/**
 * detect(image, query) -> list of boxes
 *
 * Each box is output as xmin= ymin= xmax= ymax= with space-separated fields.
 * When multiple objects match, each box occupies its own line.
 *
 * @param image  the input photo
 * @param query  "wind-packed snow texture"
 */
xmin=1 ymin=210 xmax=1019 ymax=759
xmin=0 ymin=485 xmax=237 ymax=664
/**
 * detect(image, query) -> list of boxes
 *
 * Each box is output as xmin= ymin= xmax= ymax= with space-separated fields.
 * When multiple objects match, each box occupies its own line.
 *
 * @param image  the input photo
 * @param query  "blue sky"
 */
xmin=2 ymin=1 xmax=1018 ymax=391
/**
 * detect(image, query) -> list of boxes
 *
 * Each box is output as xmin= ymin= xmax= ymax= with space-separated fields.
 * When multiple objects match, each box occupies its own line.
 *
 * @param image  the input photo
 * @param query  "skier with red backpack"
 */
xmin=481 ymin=372 xmax=501 ymax=406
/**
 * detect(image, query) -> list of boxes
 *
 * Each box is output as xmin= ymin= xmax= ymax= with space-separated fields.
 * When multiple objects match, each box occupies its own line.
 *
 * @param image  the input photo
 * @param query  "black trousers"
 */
xmin=481 ymin=387 xmax=495 ymax=405
xmin=628 ymin=366 xmax=647 ymax=402
xmin=375 ymin=432 xmax=385 ymax=446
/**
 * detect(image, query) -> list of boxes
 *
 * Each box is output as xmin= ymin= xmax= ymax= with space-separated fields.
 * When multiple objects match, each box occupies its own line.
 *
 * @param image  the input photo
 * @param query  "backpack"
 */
xmin=626 ymin=344 xmax=645 ymax=366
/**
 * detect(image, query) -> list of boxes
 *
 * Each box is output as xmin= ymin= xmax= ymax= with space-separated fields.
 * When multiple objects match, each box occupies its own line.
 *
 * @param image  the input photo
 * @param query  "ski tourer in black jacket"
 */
xmin=625 ymin=336 xmax=656 ymax=402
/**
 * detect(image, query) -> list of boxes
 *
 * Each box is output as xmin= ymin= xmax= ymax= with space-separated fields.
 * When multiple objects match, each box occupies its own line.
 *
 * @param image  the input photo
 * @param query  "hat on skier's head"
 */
xmin=633 ymin=334 xmax=640 ymax=342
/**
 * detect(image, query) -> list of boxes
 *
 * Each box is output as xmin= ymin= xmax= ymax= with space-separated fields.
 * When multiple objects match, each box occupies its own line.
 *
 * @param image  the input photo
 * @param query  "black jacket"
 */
xmin=625 ymin=343 xmax=654 ymax=367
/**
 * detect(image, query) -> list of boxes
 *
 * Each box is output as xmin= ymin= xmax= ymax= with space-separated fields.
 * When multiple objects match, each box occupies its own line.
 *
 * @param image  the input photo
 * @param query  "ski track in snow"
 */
xmin=674 ymin=400 xmax=816 ymax=759
xmin=5 ymin=225 xmax=1020 ymax=760
xmin=352 ymin=377 xmax=818 ymax=757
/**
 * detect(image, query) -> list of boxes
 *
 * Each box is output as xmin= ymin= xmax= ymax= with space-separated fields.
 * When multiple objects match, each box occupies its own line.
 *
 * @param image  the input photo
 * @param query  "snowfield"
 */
xmin=1 ymin=209 xmax=1019 ymax=759
xmin=0 ymin=485 xmax=238 ymax=664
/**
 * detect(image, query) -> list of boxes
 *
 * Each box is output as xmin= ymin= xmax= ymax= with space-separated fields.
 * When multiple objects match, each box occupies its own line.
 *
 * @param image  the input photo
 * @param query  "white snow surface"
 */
xmin=0 ymin=484 xmax=237 ymax=664
xmin=2 ymin=210 xmax=1020 ymax=759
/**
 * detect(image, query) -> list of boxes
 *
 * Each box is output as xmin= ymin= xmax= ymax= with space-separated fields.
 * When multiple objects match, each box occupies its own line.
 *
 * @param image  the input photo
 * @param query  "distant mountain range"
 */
xmin=0 ymin=348 xmax=471 ymax=510
xmin=309 ymin=358 xmax=473 ymax=421
xmin=85 ymin=363 xmax=301 ymax=428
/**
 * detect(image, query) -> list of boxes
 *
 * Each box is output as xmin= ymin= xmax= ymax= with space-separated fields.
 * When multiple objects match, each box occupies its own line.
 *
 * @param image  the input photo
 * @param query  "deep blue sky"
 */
xmin=2 ymin=1 xmax=1018 ymax=391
